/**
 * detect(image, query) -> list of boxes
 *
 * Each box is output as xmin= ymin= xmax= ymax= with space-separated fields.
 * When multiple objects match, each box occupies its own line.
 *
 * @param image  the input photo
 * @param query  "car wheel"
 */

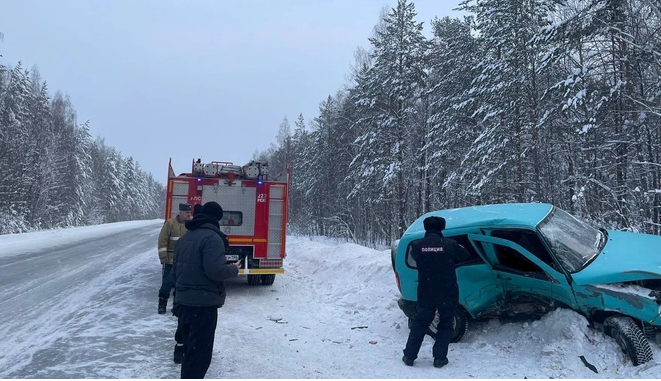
xmin=426 ymin=307 xmax=469 ymax=343
xmin=604 ymin=316 xmax=654 ymax=366
xmin=247 ymin=274 xmax=260 ymax=285
xmin=260 ymin=274 xmax=276 ymax=285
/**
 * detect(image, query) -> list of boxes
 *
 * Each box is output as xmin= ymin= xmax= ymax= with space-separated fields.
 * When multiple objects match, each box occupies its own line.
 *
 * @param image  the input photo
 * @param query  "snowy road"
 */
xmin=0 ymin=222 xmax=170 ymax=378
xmin=2 ymin=221 xmax=661 ymax=378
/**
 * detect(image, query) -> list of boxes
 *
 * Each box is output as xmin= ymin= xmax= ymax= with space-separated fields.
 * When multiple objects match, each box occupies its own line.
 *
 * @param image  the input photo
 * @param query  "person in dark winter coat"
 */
xmin=402 ymin=216 xmax=469 ymax=369
xmin=172 ymin=201 xmax=241 ymax=379
xmin=172 ymin=202 xmax=208 ymax=364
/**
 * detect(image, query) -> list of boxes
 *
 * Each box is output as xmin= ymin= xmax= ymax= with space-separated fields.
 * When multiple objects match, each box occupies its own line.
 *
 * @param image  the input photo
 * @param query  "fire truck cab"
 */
xmin=165 ymin=158 xmax=288 ymax=285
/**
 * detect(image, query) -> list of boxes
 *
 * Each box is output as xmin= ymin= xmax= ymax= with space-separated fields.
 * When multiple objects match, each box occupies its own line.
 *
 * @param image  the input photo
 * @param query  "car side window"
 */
xmin=492 ymin=243 xmax=546 ymax=274
xmin=450 ymin=235 xmax=485 ymax=265
xmin=406 ymin=244 xmax=417 ymax=268
xmin=491 ymin=229 xmax=557 ymax=269
xmin=405 ymin=234 xmax=484 ymax=268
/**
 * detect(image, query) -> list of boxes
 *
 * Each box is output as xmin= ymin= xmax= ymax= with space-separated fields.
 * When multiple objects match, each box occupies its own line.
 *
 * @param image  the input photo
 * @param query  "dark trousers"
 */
xmin=179 ymin=305 xmax=218 ymax=379
xmin=159 ymin=264 xmax=174 ymax=299
xmin=175 ymin=319 xmax=183 ymax=345
xmin=403 ymin=299 xmax=455 ymax=361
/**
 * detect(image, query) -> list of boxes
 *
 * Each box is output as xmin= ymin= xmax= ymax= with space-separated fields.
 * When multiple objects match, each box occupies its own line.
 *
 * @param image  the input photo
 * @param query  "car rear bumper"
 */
xmin=238 ymin=268 xmax=284 ymax=275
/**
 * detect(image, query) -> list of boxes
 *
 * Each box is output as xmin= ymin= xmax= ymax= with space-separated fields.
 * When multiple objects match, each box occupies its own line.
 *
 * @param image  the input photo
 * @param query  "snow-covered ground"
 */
xmin=1 ymin=220 xmax=661 ymax=378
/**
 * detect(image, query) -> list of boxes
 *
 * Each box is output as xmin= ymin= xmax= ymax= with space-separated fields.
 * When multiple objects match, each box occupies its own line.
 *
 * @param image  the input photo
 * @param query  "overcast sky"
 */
xmin=0 ymin=0 xmax=463 ymax=184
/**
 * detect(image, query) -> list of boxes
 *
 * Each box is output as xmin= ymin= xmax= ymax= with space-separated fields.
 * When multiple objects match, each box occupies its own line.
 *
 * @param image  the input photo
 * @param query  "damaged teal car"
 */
xmin=391 ymin=203 xmax=661 ymax=366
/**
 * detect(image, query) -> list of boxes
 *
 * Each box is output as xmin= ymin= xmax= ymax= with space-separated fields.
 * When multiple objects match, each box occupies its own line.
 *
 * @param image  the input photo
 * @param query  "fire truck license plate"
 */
xmin=226 ymin=255 xmax=239 ymax=261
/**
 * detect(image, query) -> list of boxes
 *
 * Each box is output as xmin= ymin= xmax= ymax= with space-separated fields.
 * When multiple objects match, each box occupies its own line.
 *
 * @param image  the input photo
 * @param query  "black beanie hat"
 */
xmin=193 ymin=204 xmax=203 ymax=216
xmin=423 ymin=216 xmax=446 ymax=231
xmin=201 ymin=201 xmax=224 ymax=221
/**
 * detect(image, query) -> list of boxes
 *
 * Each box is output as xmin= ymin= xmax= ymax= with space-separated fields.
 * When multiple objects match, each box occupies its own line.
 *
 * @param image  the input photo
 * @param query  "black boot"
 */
xmin=433 ymin=358 xmax=449 ymax=368
xmin=158 ymin=297 xmax=167 ymax=314
xmin=173 ymin=344 xmax=185 ymax=364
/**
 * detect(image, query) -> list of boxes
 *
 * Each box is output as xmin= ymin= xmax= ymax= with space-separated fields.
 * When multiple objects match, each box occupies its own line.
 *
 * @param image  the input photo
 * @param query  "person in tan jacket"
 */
xmin=157 ymin=203 xmax=192 ymax=314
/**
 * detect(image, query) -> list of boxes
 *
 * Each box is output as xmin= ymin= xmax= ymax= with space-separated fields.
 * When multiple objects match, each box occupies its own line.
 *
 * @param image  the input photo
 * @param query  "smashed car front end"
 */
xmin=571 ymin=229 xmax=661 ymax=331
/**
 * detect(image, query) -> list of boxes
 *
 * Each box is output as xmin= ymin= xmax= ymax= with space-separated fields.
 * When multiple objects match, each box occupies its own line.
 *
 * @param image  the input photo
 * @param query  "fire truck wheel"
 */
xmin=247 ymin=275 xmax=261 ymax=285
xmin=260 ymin=274 xmax=276 ymax=285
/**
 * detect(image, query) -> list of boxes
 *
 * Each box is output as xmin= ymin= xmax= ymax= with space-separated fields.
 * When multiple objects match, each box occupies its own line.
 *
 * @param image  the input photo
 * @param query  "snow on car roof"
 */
xmin=403 ymin=203 xmax=554 ymax=236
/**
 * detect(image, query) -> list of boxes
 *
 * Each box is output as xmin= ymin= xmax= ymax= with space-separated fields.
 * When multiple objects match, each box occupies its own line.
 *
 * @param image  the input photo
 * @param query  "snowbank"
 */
xmin=280 ymin=236 xmax=661 ymax=378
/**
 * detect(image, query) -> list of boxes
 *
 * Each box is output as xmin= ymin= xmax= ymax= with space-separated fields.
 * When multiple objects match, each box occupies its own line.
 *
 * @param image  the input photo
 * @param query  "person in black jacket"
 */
xmin=172 ymin=201 xmax=241 ymax=379
xmin=172 ymin=203 xmax=206 ymax=364
xmin=402 ymin=216 xmax=469 ymax=368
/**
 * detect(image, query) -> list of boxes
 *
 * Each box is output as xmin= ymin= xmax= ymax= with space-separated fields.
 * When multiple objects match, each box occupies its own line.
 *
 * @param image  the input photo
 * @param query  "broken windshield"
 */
xmin=537 ymin=207 xmax=605 ymax=273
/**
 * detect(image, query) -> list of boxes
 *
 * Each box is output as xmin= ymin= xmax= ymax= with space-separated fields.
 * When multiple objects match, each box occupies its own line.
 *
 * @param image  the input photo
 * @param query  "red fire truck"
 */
xmin=165 ymin=158 xmax=288 ymax=285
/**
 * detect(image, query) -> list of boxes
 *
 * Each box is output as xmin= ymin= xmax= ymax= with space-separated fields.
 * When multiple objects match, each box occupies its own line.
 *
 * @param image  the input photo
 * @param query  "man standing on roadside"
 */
xmin=172 ymin=201 xmax=241 ymax=379
xmin=157 ymin=203 xmax=192 ymax=314
xmin=402 ymin=216 xmax=469 ymax=368
xmin=172 ymin=203 xmax=205 ymax=364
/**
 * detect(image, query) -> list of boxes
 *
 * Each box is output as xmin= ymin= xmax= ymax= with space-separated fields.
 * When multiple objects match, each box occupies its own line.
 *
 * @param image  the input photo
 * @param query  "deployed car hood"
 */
xmin=572 ymin=230 xmax=661 ymax=285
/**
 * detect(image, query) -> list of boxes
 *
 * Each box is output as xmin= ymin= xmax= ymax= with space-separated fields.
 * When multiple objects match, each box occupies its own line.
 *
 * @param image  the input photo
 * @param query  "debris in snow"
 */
xmin=579 ymin=356 xmax=598 ymax=373
xmin=351 ymin=326 xmax=368 ymax=330
xmin=268 ymin=317 xmax=288 ymax=324
xmin=289 ymin=339 xmax=298 ymax=342
xmin=369 ymin=340 xmax=378 ymax=345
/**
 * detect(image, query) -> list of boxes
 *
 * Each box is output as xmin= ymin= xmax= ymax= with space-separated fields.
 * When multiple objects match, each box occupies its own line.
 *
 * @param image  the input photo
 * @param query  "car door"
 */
xmin=449 ymin=234 xmax=506 ymax=317
xmin=489 ymin=228 xmax=578 ymax=310
xmin=467 ymin=234 xmax=577 ymax=310
xmin=404 ymin=232 xmax=506 ymax=318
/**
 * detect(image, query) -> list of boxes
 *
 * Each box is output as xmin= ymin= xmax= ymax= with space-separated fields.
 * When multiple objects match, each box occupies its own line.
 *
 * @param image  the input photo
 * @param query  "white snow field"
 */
xmin=1 ymin=220 xmax=661 ymax=378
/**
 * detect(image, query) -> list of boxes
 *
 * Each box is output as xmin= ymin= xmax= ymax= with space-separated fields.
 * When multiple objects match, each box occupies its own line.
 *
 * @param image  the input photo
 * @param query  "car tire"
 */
xmin=425 ymin=307 xmax=469 ymax=343
xmin=247 ymin=274 xmax=260 ymax=285
xmin=260 ymin=274 xmax=276 ymax=285
xmin=604 ymin=316 xmax=654 ymax=366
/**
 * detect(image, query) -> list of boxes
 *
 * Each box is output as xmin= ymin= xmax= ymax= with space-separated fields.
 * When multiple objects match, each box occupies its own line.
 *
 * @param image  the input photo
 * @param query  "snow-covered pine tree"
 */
xmin=542 ymin=0 xmax=661 ymax=232
xmin=269 ymin=116 xmax=292 ymax=178
xmin=0 ymin=63 xmax=33 ymax=232
xmin=72 ymin=121 xmax=94 ymax=223
xmin=292 ymin=118 xmax=320 ymax=234
xmin=456 ymin=0 xmax=561 ymax=203
xmin=351 ymin=0 xmax=430 ymax=238
xmin=310 ymin=96 xmax=340 ymax=236
xmin=286 ymin=114 xmax=309 ymax=230
xmin=24 ymin=69 xmax=54 ymax=228
xmin=426 ymin=15 xmax=481 ymax=209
